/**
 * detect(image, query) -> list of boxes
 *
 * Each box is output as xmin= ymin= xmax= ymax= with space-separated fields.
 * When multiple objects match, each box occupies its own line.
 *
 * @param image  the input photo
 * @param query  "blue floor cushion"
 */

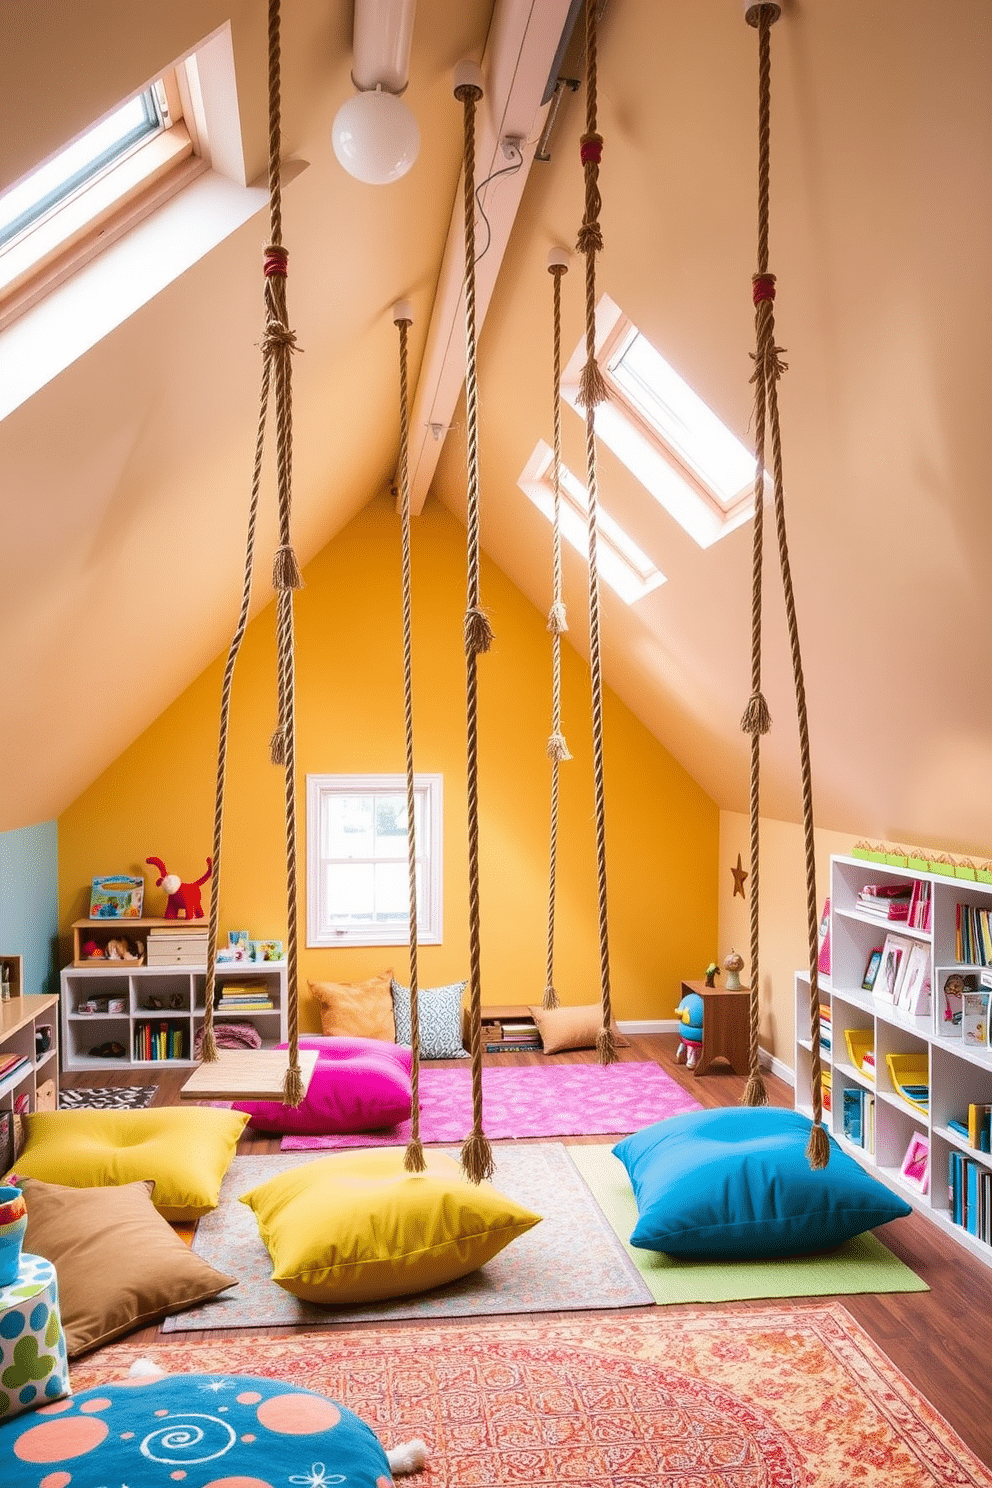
xmin=613 ymin=1106 xmax=912 ymax=1258
xmin=2 ymin=1372 xmax=393 ymax=1488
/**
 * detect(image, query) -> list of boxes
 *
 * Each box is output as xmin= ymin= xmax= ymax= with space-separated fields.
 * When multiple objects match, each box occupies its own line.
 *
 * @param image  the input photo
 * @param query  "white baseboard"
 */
xmin=616 ymin=1021 xmax=795 ymax=1086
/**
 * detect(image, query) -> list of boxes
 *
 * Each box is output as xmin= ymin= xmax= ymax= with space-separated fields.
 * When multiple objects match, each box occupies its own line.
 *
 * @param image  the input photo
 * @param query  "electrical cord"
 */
xmin=472 ymin=143 xmax=524 ymax=266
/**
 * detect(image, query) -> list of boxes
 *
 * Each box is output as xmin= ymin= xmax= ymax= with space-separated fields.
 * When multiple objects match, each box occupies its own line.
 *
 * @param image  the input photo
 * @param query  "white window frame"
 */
xmin=517 ymin=440 xmax=665 ymax=605
xmin=306 ymin=773 xmax=443 ymax=948
xmin=561 ymin=294 xmax=764 ymax=550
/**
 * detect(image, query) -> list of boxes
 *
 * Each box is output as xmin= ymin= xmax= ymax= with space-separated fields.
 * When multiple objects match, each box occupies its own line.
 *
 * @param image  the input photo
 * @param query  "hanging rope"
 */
xmin=742 ymin=1 xmax=826 ymax=1167
xmin=543 ymin=249 xmax=572 ymax=1011
xmin=394 ymin=305 xmax=426 ymax=1175
xmin=455 ymin=65 xmax=495 ymax=1184
xmin=203 ymin=0 xmax=304 ymax=1108
xmin=575 ymin=0 xmax=617 ymax=1065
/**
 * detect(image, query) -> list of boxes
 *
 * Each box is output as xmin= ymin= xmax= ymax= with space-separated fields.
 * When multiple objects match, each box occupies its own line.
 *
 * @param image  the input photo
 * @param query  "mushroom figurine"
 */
xmin=723 ymin=948 xmax=745 ymax=991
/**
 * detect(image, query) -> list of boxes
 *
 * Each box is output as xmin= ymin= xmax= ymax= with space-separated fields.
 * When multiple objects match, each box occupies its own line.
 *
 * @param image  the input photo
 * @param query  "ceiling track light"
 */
xmin=332 ymin=0 xmax=420 ymax=185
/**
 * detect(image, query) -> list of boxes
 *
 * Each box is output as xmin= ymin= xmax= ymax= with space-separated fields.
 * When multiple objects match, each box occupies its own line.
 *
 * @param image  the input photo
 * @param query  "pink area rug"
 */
xmin=281 ymin=1059 xmax=702 ymax=1150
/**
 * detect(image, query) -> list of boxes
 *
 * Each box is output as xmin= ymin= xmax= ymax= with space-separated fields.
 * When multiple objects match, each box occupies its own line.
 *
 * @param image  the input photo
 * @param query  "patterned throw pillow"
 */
xmin=392 ymin=979 xmax=468 ymax=1059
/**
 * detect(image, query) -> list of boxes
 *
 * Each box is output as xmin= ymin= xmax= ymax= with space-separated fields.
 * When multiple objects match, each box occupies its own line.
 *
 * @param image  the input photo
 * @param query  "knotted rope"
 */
xmin=395 ymin=309 xmax=426 ymax=1175
xmin=575 ymin=0 xmax=617 ymax=1065
xmin=543 ymin=254 xmax=572 ymax=1011
xmin=455 ymin=72 xmax=494 ymax=1184
xmin=203 ymin=0 xmax=304 ymax=1107
xmin=742 ymin=2 xmax=826 ymax=1167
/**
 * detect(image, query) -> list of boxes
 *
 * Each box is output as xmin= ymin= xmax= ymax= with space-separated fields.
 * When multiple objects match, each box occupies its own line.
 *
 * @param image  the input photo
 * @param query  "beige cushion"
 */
xmin=20 ymin=1177 xmax=236 ymax=1358
xmin=527 ymin=1002 xmax=630 ymax=1055
xmin=309 ymin=971 xmax=395 ymax=1041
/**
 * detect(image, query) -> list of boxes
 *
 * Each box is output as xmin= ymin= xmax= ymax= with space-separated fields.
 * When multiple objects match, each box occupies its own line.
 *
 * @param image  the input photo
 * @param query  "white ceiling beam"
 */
xmin=406 ymin=0 xmax=577 ymax=514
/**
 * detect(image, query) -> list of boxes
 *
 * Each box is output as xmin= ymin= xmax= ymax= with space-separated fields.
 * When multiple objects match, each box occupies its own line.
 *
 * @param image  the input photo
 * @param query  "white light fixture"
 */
xmin=332 ymin=0 xmax=420 ymax=185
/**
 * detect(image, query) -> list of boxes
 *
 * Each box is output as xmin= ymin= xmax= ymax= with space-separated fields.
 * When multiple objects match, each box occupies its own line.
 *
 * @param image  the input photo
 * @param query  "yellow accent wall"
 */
xmin=58 ymin=493 xmax=718 ymax=1028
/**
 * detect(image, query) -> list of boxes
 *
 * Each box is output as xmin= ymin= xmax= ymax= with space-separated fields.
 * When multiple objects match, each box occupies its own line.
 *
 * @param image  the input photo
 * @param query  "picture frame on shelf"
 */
xmin=961 ymin=988 xmax=990 ymax=1047
xmin=89 ymin=874 xmax=144 ymax=919
xmin=896 ymin=942 xmax=932 ymax=1016
xmin=899 ymin=1132 xmax=930 ymax=1194
xmin=861 ymin=945 xmax=884 ymax=992
xmin=876 ymin=933 xmax=913 ymax=1004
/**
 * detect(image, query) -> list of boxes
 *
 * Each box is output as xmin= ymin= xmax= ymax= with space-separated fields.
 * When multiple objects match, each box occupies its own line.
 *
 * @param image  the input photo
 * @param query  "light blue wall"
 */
xmin=0 ymin=821 xmax=59 ymax=997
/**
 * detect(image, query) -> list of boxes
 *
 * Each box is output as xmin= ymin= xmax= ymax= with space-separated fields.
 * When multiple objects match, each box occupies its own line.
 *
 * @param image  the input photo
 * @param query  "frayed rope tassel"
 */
xmin=403 ymin=1138 xmax=427 ymax=1174
xmin=199 ymin=1026 xmax=219 ymax=1063
xmin=272 ymin=544 xmax=304 ymax=590
xmin=806 ymin=1121 xmax=830 ymax=1171
xmin=464 ymin=607 xmax=494 ymax=655
xmin=547 ymin=733 xmax=571 ymax=763
xmin=741 ymin=691 xmax=772 ymax=736
xmin=460 ymin=1131 xmax=495 ymax=1185
xmin=281 ymin=1061 xmax=305 ymax=1109
xmin=542 ymin=983 xmax=560 ymax=1010
xmin=596 ymin=1025 xmax=619 ymax=1066
xmin=576 ymin=356 xmax=608 ymax=410
xmin=742 ymin=1071 xmax=769 ymax=1107
xmin=269 ymin=727 xmax=286 ymax=766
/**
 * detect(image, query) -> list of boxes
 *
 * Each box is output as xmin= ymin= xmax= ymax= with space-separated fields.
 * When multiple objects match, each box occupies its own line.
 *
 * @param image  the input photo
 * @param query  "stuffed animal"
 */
xmin=674 ymin=990 xmax=704 ymax=1068
xmin=145 ymin=856 xmax=213 ymax=919
xmin=81 ymin=939 xmax=105 ymax=960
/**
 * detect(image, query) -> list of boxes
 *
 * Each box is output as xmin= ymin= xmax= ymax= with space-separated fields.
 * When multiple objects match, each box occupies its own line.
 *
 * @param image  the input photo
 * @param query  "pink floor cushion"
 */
xmin=234 ymin=1036 xmax=413 ymax=1135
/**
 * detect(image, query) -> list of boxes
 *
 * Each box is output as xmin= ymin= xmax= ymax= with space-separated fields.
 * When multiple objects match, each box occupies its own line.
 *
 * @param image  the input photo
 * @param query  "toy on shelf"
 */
xmin=723 ymin=948 xmax=745 ymax=991
xmin=704 ymin=961 xmax=719 ymax=988
xmin=674 ymin=990 xmax=704 ymax=1068
xmin=145 ymin=856 xmax=213 ymax=919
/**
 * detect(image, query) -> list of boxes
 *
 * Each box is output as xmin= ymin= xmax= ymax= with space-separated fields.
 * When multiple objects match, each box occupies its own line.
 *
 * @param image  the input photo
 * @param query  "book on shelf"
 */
xmin=857 ymin=883 xmax=912 ymax=920
xmin=843 ymin=1087 xmax=862 ymax=1144
xmin=908 ymin=879 xmax=932 ymax=931
xmin=817 ymin=898 xmax=831 ymax=975
xmin=861 ymin=946 xmax=884 ymax=992
xmin=895 ymin=941 xmax=932 ymax=1016
xmin=961 ymin=989 xmax=990 ymax=1046
xmin=0 ymin=1054 xmax=31 ymax=1085
xmin=875 ymin=933 xmax=913 ymax=1003
xmin=967 ymin=1103 xmax=992 ymax=1153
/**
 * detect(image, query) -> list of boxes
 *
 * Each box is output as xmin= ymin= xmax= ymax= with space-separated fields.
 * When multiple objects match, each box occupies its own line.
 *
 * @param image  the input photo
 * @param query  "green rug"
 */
xmin=566 ymin=1142 xmax=929 ymax=1304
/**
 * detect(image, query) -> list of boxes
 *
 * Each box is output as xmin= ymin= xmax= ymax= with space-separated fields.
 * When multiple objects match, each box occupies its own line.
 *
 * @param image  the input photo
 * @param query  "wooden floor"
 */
xmin=61 ymin=1034 xmax=992 ymax=1469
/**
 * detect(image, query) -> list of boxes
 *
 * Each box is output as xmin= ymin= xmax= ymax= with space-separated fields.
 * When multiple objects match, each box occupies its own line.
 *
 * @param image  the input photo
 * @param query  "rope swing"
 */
xmin=454 ymin=60 xmax=495 ymax=1185
xmin=741 ymin=0 xmax=827 ymax=1168
xmin=202 ymin=0 xmax=304 ymax=1107
xmin=542 ymin=247 xmax=573 ymax=1011
xmin=393 ymin=301 xmax=427 ymax=1176
xmin=575 ymin=0 xmax=617 ymax=1066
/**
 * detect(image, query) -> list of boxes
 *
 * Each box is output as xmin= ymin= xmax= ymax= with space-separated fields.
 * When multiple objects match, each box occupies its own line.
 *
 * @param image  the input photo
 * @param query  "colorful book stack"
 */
xmin=948 ymin=1103 xmax=992 ymax=1153
xmin=133 ymin=1020 xmax=186 ymax=1060
xmin=485 ymin=1018 xmax=541 ymax=1053
xmin=821 ymin=1066 xmax=832 ymax=1113
xmin=948 ymin=1150 xmax=992 ymax=1247
xmin=856 ymin=883 xmax=912 ymax=921
xmin=214 ymin=984 xmax=274 ymax=1014
xmin=907 ymin=880 xmax=932 ymax=931
xmin=954 ymin=902 xmax=992 ymax=966
xmin=0 ymin=1051 xmax=31 ymax=1089
xmin=818 ymin=1002 xmax=831 ymax=1055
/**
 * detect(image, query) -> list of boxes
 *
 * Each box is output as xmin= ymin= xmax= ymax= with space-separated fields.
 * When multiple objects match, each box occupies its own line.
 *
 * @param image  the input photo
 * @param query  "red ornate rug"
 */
xmin=72 ymin=1304 xmax=992 ymax=1486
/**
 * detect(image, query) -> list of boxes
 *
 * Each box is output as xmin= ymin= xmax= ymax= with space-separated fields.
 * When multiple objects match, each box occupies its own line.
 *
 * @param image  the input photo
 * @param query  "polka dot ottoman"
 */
xmin=0 ymin=1253 xmax=69 ymax=1424
xmin=1 ymin=1371 xmax=396 ymax=1488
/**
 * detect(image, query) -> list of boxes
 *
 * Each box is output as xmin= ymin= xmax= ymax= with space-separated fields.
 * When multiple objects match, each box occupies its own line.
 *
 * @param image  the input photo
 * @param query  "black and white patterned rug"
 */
xmin=59 ymin=1086 xmax=157 ymax=1111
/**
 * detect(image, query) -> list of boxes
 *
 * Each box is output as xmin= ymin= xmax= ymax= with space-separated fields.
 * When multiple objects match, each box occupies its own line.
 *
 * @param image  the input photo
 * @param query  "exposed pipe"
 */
xmin=351 ymin=0 xmax=417 ymax=95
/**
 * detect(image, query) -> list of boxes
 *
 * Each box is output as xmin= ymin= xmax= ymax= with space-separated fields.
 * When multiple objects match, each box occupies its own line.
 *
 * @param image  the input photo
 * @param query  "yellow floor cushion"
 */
xmin=10 ymin=1107 xmax=248 ymax=1221
xmin=240 ymin=1146 xmax=541 ymax=1304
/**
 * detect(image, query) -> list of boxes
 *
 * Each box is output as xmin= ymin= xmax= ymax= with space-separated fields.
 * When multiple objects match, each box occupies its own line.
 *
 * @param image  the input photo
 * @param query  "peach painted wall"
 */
xmin=58 ymin=493 xmax=719 ymax=1030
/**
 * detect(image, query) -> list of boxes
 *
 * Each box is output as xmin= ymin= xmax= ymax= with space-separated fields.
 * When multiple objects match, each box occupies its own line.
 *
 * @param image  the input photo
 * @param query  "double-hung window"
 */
xmin=306 ymin=774 xmax=443 ymax=947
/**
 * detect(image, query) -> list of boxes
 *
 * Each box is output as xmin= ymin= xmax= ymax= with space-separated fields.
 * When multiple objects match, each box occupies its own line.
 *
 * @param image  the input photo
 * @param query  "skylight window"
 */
xmin=0 ymin=91 xmax=163 ymax=250
xmin=561 ymin=295 xmax=762 ymax=549
xmin=518 ymin=441 xmax=665 ymax=606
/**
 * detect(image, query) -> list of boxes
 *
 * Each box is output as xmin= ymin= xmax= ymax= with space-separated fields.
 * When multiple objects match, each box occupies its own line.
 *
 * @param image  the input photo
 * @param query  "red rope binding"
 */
xmin=580 ymin=133 xmax=603 ymax=166
xmin=264 ymin=245 xmax=289 ymax=278
xmin=752 ymin=273 xmax=776 ymax=304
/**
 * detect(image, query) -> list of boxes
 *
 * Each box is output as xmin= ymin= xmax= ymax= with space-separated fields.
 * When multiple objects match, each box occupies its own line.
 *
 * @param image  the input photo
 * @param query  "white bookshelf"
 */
xmin=60 ymin=961 xmax=287 ymax=1071
xmin=795 ymin=853 xmax=992 ymax=1268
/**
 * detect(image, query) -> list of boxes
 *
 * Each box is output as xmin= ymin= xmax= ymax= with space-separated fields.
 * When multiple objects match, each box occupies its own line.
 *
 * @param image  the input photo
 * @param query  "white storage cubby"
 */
xmin=60 ymin=962 xmax=288 ymax=1071
xmin=0 ymin=976 xmax=60 ymax=1125
xmin=795 ymin=853 xmax=992 ymax=1268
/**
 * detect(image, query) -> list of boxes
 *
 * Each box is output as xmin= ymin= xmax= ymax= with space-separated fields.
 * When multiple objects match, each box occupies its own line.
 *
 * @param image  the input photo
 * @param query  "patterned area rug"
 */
xmin=76 ymin=1305 xmax=992 ymax=1486
xmin=281 ymin=1059 xmax=702 ymax=1150
xmin=162 ymin=1143 xmax=653 ymax=1332
xmin=58 ymin=1086 xmax=156 ymax=1110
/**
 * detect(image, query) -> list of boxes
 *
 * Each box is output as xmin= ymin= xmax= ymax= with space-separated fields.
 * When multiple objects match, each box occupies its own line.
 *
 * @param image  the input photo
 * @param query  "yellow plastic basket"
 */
xmin=885 ymin=1052 xmax=929 ymax=1112
xmin=843 ymin=1028 xmax=874 ymax=1078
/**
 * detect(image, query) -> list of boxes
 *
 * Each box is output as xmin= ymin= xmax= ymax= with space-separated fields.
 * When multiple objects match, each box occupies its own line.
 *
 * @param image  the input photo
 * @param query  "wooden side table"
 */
xmin=680 ymin=979 xmax=752 ymax=1077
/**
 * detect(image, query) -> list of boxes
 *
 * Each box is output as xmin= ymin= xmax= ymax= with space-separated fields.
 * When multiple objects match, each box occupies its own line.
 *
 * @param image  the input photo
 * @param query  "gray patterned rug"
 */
xmin=58 ymin=1086 xmax=157 ymax=1110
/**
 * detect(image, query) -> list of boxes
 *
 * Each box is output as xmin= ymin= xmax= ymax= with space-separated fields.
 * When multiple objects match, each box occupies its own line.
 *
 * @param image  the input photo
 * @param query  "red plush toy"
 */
xmin=145 ymin=856 xmax=213 ymax=919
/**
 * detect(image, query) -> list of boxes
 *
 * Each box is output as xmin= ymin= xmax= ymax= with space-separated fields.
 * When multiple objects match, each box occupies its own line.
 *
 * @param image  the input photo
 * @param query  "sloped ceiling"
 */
xmin=2 ymin=1 xmax=992 ymax=857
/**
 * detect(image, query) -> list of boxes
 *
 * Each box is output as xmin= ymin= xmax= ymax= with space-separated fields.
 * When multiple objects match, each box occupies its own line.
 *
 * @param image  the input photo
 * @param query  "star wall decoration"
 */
xmin=732 ymin=853 xmax=748 ymax=899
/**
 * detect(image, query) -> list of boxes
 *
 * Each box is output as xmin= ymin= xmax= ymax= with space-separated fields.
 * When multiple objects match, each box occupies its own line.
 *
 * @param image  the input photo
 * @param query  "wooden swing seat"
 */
xmin=179 ymin=1046 xmax=319 ymax=1103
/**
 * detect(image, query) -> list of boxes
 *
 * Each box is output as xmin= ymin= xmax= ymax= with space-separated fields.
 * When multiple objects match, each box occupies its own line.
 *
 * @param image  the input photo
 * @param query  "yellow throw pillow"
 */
xmin=527 ymin=1002 xmax=630 ymax=1055
xmin=20 ymin=1177 xmax=236 ymax=1357
xmin=240 ymin=1147 xmax=541 ymax=1304
xmin=12 ymin=1107 xmax=248 ymax=1221
xmin=309 ymin=971 xmax=395 ymax=1041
